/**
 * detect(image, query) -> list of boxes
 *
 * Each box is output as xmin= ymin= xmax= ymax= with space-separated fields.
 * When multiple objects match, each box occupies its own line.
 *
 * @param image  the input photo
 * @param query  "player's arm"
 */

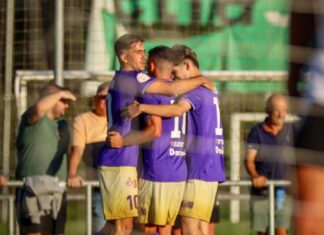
xmin=122 ymin=100 xmax=191 ymax=119
xmin=67 ymin=117 xmax=85 ymax=188
xmin=245 ymin=149 xmax=267 ymax=188
xmin=28 ymin=90 xmax=76 ymax=124
xmin=108 ymin=115 xmax=162 ymax=148
xmin=67 ymin=145 xmax=85 ymax=188
xmin=146 ymin=76 xmax=215 ymax=96
xmin=140 ymin=100 xmax=191 ymax=117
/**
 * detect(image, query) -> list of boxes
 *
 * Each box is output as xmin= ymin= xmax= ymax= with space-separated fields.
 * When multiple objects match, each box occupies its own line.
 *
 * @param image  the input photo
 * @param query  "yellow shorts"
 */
xmin=98 ymin=166 xmax=138 ymax=220
xmin=179 ymin=180 xmax=218 ymax=222
xmin=138 ymin=179 xmax=185 ymax=226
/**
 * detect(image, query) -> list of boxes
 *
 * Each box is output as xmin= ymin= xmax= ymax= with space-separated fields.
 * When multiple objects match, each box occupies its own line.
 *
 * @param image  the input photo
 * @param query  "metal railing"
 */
xmin=2 ymin=180 xmax=291 ymax=235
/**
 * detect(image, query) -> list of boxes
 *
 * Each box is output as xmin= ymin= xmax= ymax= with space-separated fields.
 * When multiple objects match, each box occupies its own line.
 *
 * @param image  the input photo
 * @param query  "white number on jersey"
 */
xmin=213 ymin=96 xmax=223 ymax=136
xmin=170 ymin=100 xmax=186 ymax=139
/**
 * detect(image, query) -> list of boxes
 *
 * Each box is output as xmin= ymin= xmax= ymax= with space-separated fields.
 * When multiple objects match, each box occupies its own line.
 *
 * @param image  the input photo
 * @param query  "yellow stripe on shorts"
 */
xmin=138 ymin=179 xmax=185 ymax=225
xmin=179 ymin=179 xmax=218 ymax=221
xmin=98 ymin=166 xmax=138 ymax=220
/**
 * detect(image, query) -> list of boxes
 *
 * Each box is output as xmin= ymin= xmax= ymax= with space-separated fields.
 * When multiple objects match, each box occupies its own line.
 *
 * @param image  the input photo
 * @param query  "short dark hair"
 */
xmin=114 ymin=34 xmax=144 ymax=56
xmin=172 ymin=44 xmax=200 ymax=68
xmin=148 ymin=45 xmax=174 ymax=63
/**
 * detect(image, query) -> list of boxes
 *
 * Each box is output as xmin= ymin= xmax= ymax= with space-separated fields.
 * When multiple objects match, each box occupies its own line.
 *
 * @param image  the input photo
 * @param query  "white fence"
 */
xmin=3 ymin=180 xmax=291 ymax=235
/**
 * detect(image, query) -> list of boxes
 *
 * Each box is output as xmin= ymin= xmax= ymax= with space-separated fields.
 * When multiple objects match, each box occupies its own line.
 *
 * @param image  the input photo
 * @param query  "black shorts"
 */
xmin=295 ymin=103 xmax=324 ymax=166
xmin=16 ymin=189 xmax=67 ymax=234
xmin=210 ymin=201 xmax=220 ymax=223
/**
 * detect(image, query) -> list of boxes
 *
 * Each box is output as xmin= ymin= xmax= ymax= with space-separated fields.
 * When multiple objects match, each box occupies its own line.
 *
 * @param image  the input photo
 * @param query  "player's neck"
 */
xmin=191 ymin=68 xmax=201 ymax=78
xmin=152 ymin=72 xmax=171 ymax=80
xmin=120 ymin=64 xmax=142 ymax=72
xmin=120 ymin=65 xmax=132 ymax=71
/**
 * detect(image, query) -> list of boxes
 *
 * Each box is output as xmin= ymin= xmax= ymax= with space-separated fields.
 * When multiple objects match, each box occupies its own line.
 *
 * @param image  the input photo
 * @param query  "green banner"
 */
xmin=103 ymin=0 xmax=289 ymax=73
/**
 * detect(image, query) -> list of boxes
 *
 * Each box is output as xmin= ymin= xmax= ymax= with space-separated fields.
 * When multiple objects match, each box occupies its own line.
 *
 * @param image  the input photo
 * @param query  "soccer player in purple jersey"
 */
xmin=123 ymin=45 xmax=226 ymax=235
xmin=108 ymin=46 xmax=187 ymax=235
xmin=97 ymin=34 xmax=214 ymax=235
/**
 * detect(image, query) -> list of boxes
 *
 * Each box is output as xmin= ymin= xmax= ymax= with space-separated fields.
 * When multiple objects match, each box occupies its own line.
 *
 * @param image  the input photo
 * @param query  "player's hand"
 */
xmin=202 ymin=77 xmax=216 ymax=92
xmin=107 ymin=131 xmax=124 ymax=148
xmin=67 ymin=175 xmax=84 ymax=188
xmin=60 ymin=90 xmax=77 ymax=102
xmin=0 ymin=176 xmax=7 ymax=187
xmin=121 ymin=101 xmax=141 ymax=119
xmin=251 ymin=175 xmax=268 ymax=188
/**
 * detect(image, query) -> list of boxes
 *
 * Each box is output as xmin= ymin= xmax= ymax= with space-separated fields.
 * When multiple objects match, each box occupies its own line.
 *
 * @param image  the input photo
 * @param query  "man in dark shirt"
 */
xmin=245 ymin=94 xmax=294 ymax=235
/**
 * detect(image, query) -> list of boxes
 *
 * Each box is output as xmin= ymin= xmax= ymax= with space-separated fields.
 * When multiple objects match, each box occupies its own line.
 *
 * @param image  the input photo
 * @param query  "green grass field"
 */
xmin=0 ymin=220 xmax=253 ymax=235
xmin=0 ymin=199 xmax=257 ymax=235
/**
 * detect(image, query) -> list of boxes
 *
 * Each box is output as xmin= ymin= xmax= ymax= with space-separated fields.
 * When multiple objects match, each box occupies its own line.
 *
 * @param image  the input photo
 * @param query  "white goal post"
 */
xmin=14 ymin=70 xmax=287 ymax=116
xmin=14 ymin=70 xmax=116 ymax=117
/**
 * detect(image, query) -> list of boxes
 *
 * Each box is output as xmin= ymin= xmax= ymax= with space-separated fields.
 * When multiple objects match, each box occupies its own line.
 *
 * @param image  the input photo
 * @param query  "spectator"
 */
xmin=244 ymin=94 xmax=294 ymax=235
xmin=15 ymin=83 xmax=76 ymax=235
xmin=67 ymin=82 xmax=109 ymax=234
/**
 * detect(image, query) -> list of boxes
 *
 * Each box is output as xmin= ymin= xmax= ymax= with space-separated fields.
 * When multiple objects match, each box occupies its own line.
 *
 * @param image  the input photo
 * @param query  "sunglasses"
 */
xmin=59 ymin=98 xmax=69 ymax=104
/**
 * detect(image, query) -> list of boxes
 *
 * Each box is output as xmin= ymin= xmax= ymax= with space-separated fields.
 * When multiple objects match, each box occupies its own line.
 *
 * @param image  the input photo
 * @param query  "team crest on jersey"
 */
xmin=136 ymin=73 xmax=150 ymax=83
xmin=126 ymin=178 xmax=138 ymax=188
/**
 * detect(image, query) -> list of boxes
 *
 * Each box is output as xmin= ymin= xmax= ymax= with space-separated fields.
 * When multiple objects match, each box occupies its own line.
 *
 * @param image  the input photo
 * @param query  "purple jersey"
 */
xmin=97 ymin=70 xmax=155 ymax=167
xmin=139 ymin=91 xmax=187 ymax=182
xmin=182 ymin=87 xmax=226 ymax=182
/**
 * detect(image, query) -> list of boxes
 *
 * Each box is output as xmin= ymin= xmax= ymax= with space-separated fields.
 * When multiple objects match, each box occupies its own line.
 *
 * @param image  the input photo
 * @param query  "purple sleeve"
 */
xmin=181 ymin=89 xmax=202 ymax=110
xmin=140 ymin=94 xmax=161 ymax=105
xmin=135 ymin=73 xmax=156 ymax=95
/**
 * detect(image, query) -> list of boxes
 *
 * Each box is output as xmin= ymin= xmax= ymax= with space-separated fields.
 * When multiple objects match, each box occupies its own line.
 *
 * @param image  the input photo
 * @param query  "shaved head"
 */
xmin=265 ymin=94 xmax=288 ymax=113
xmin=265 ymin=94 xmax=289 ymax=126
xmin=148 ymin=46 xmax=175 ymax=77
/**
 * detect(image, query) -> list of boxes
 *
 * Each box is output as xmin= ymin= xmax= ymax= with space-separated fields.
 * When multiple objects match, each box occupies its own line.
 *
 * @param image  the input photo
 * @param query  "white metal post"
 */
xmin=86 ymin=184 xmax=92 ymax=235
xmin=269 ymin=183 xmax=275 ymax=235
xmin=2 ymin=0 xmax=15 ymax=223
xmin=9 ymin=196 xmax=14 ymax=235
xmin=230 ymin=114 xmax=241 ymax=223
xmin=55 ymin=0 xmax=64 ymax=86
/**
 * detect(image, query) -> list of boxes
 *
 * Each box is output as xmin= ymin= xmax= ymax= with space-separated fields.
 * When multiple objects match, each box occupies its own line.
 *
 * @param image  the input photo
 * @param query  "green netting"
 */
xmin=226 ymin=3 xmax=245 ymax=20
xmin=138 ymin=0 xmax=159 ymax=25
xmin=119 ymin=0 xmax=134 ymax=15
xmin=200 ymin=0 xmax=214 ymax=25
xmin=103 ymin=0 xmax=288 ymax=72
xmin=144 ymin=32 xmax=225 ymax=70
xmin=166 ymin=0 xmax=192 ymax=25
xmin=102 ymin=11 xmax=117 ymax=70
xmin=226 ymin=0 xmax=289 ymax=70
xmin=225 ymin=81 xmax=286 ymax=93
